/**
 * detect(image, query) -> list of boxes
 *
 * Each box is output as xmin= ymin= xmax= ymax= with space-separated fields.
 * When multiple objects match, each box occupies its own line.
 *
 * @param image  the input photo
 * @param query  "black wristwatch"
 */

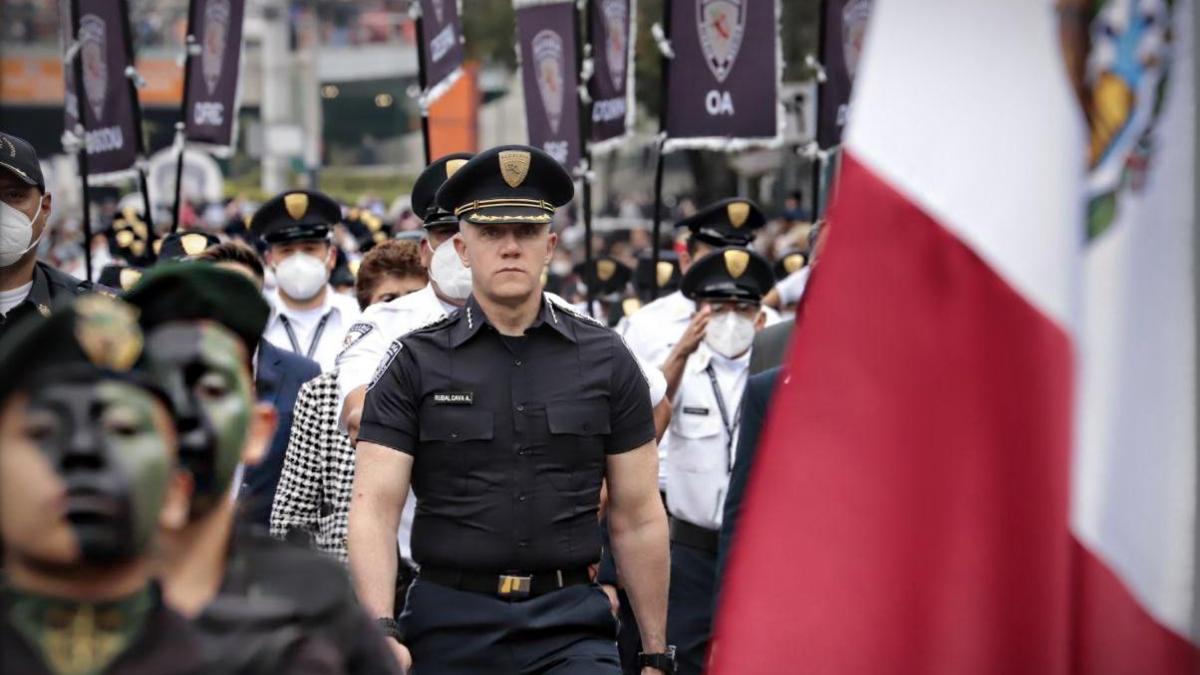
xmin=637 ymin=646 xmax=677 ymax=673
xmin=376 ymin=617 xmax=405 ymax=645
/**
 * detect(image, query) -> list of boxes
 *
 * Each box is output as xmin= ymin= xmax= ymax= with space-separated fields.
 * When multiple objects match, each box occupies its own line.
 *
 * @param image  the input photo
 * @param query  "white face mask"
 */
xmin=274 ymin=252 xmax=329 ymax=301
xmin=704 ymin=310 xmax=756 ymax=358
xmin=429 ymin=236 xmax=473 ymax=301
xmin=0 ymin=197 xmax=44 ymax=268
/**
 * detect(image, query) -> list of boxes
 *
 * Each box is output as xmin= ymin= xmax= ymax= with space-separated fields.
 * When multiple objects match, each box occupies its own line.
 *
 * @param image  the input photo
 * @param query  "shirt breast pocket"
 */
xmin=545 ymin=399 xmax=610 ymax=494
xmin=419 ymin=408 xmax=494 ymax=495
xmin=669 ymin=404 xmax=723 ymax=472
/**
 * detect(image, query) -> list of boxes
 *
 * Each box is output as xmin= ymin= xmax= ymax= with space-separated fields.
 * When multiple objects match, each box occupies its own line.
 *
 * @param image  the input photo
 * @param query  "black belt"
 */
xmin=670 ymin=517 xmax=719 ymax=555
xmin=418 ymin=565 xmax=591 ymax=600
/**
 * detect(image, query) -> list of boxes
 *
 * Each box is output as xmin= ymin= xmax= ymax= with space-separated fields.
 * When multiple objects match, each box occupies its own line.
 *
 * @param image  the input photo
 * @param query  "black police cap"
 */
xmin=158 ymin=232 xmax=221 ymax=261
xmin=634 ymin=250 xmax=681 ymax=297
xmin=573 ymin=256 xmax=632 ymax=298
xmin=675 ymin=198 xmax=767 ymax=247
xmin=0 ymin=131 xmax=45 ymax=192
xmin=98 ymin=264 xmax=145 ymax=291
xmin=0 ymin=294 xmax=165 ymax=405
xmin=681 ymin=247 xmax=774 ymax=303
xmin=123 ymin=262 xmax=270 ymax=353
xmin=249 ymin=190 xmax=341 ymax=244
xmin=774 ymin=249 xmax=808 ymax=280
xmin=412 ymin=153 xmax=474 ymax=230
xmin=436 ymin=145 xmax=573 ymax=225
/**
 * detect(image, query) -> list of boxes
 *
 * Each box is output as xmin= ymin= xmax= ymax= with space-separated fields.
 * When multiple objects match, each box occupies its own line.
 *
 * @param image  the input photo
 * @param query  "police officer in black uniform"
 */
xmin=349 ymin=145 xmax=675 ymax=675
xmin=0 ymin=132 xmax=93 ymax=339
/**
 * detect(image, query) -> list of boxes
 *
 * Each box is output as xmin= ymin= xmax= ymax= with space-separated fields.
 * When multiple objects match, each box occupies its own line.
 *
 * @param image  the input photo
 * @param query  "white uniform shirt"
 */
xmin=335 ymin=283 xmax=455 ymax=407
xmin=774 ymin=267 xmax=811 ymax=307
xmin=665 ymin=344 xmax=750 ymax=531
xmin=263 ymin=287 xmax=361 ymax=372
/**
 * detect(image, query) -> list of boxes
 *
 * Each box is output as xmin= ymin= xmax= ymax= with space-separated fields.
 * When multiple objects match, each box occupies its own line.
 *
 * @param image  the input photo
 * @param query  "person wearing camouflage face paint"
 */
xmin=0 ymin=295 xmax=207 ymax=675
xmin=124 ymin=263 xmax=402 ymax=675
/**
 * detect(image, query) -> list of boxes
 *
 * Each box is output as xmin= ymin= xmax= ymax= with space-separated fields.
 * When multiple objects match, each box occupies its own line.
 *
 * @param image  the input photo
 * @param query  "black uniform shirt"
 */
xmin=0 ymin=261 xmax=95 ymax=339
xmin=359 ymin=294 xmax=655 ymax=573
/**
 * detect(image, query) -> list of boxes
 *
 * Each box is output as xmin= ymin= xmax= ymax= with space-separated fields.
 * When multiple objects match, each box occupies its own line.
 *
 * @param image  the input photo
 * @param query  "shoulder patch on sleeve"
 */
xmin=342 ymin=321 xmax=375 ymax=349
xmin=367 ymin=339 xmax=404 ymax=391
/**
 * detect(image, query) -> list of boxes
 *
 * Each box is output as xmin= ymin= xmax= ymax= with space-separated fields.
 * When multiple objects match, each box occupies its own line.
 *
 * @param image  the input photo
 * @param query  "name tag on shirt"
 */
xmin=682 ymin=406 xmax=710 ymax=416
xmin=433 ymin=392 xmax=474 ymax=406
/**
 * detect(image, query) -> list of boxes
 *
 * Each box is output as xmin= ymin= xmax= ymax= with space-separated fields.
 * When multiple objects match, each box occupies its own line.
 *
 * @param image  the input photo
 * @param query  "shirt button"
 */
xmin=514 ymin=359 xmax=523 ymax=366
xmin=518 ymin=540 xmax=529 ymax=547
xmin=517 ymin=493 xmax=527 ymax=502
xmin=450 ymin=432 xmax=459 ymax=439
xmin=516 ymin=404 xmax=525 ymax=412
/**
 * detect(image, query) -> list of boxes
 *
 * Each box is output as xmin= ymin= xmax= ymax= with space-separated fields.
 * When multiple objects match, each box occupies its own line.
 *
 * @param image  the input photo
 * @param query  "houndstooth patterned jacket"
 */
xmin=269 ymin=370 xmax=354 ymax=562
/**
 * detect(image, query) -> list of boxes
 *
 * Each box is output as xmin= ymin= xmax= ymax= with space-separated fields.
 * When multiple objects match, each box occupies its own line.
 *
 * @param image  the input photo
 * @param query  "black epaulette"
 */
xmin=406 ymin=310 xmax=459 ymax=337
xmin=550 ymin=298 xmax=604 ymax=328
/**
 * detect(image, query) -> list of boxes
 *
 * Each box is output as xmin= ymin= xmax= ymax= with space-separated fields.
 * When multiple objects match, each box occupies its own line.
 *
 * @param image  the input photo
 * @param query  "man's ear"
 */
xmin=754 ymin=309 xmax=767 ymax=332
xmin=545 ymin=230 xmax=558 ymax=263
xmin=452 ymin=232 xmax=469 ymax=267
xmin=419 ymin=237 xmax=434 ymax=268
xmin=679 ymin=249 xmax=693 ymax=272
xmin=158 ymin=469 xmax=194 ymax=531
xmin=240 ymin=403 xmax=279 ymax=467
xmin=324 ymin=245 xmax=336 ymax=272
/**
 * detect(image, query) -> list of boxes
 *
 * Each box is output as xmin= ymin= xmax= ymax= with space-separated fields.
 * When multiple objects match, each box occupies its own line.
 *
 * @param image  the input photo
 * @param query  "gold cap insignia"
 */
xmin=284 ymin=193 xmax=309 ymax=220
xmin=622 ymin=297 xmax=642 ymax=316
xmin=499 ymin=151 xmax=531 ymax=188
xmin=373 ymin=231 xmax=387 ymax=243
xmin=131 ymin=220 xmax=148 ymax=240
xmin=180 ymin=233 xmax=210 ymax=256
xmin=152 ymin=239 xmax=164 ymax=256
xmin=349 ymin=260 xmax=361 ymax=277
xmin=348 ymin=207 xmax=361 ymax=220
xmin=727 ymin=202 xmax=750 ymax=228
xmin=724 ymin=249 xmax=750 ymax=279
xmin=783 ymin=253 xmax=805 ymax=275
xmin=366 ymin=215 xmax=383 ymax=232
xmin=73 ymin=295 xmax=143 ymax=372
xmin=656 ymin=261 xmax=674 ymax=287
xmin=446 ymin=158 xmax=468 ymax=177
xmin=115 ymin=230 xmax=134 ymax=248
xmin=597 ymin=259 xmax=616 ymax=282
xmin=118 ymin=268 xmax=142 ymax=290
xmin=130 ymin=240 xmax=146 ymax=257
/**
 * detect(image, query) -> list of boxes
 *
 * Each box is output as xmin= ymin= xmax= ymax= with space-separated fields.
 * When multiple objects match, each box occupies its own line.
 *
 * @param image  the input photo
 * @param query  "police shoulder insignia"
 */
xmin=73 ymin=295 xmax=143 ymax=371
xmin=367 ymin=339 xmax=404 ymax=391
xmin=343 ymin=322 xmax=375 ymax=349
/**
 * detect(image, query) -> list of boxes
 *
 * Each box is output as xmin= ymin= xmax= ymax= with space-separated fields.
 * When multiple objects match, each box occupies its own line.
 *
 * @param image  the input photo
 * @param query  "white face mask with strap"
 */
xmin=0 ymin=197 xmax=44 ymax=268
xmin=704 ymin=310 xmax=756 ymax=358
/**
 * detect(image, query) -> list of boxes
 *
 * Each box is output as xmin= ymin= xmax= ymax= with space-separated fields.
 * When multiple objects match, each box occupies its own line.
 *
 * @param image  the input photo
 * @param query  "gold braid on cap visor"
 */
xmin=454 ymin=198 xmax=555 ymax=217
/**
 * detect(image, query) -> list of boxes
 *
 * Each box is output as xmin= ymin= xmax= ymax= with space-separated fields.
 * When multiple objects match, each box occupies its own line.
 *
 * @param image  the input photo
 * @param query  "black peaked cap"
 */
xmin=412 ymin=153 xmax=474 ymax=229
xmin=681 ymin=247 xmax=774 ymax=303
xmin=436 ymin=145 xmax=573 ymax=225
xmin=249 ymin=190 xmax=342 ymax=244
xmin=675 ymin=197 xmax=767 ymax=247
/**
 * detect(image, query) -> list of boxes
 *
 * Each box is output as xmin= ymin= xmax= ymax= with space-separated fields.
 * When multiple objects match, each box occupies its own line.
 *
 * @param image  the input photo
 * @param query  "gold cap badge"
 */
xmin=152 ymin=239 xmax=164 ymax=256
xmin=73 ymin=295 xmax=143 ymax=372
xmin=499 ymin=151 xmax=531 ymax=188
xmin=622 ymin=297 xmax=642 ymax=316
xmin=446 ymin=158 xmax=468 ymax=177
xmin=118 ymin=268 xmax=142 ymax=290
xmin=115 ymin=230 xmax=134 ymax=248
xmin=180 ymin=233 xmax=210 ymax=256
xmin=597 ymin=259 xmax=616 ymax=282
xmin=727 ymin=202 xmax=750 ymax=228
xmin=656 ymin=261 xmax=674 ymax=287
xmin=284 ymin=193 xmax=309 ymax=220
xmin=783 ymin=253 xmax=806 ymax=275
xmin=724 ymin=249 xmax=750 ymax=279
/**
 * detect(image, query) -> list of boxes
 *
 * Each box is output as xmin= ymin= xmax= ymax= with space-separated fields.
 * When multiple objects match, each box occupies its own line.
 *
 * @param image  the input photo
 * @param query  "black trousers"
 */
xmin=401 ymin=579 xmax=621 ymax=675
xmin=666 ymin=542 xmax=717 ymax=675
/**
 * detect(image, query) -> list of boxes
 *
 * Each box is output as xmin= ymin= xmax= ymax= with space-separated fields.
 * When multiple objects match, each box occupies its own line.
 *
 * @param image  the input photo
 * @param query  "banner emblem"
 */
xmin=696 ymin=0 xmax=746 ymax=83
xmin=202 ymin=0 xmax=231 ymax=95
xmin=79 ymin=14 xmax=108 ymax=120
xmin=601 ymin=0 xmax=628 ymax=90
xmin=532 ymin=29 xmax=566 ymax=134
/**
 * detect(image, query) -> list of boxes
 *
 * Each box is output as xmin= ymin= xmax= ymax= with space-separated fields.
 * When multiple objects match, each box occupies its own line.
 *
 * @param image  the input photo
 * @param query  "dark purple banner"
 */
xmin=588 ymin=0 xmax=633 ymax=148
xmin=417 ymin=0 xmax=465 ymax=102
xmin=516 ymin=1 xmax=582 ymax=170
xmin=816 ymin=0 xmax=871 ymax=148
xmin=60 ymin=0 xmax=140 ymax=176
xmin=183 ymin=0 xmax=246 ymax=148
xmin=663 ymin=0 xmax=779 ymax=148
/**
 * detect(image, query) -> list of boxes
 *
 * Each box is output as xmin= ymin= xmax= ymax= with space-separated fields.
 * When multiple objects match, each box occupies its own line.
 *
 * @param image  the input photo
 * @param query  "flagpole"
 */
xmin=68 ymin=0 xmax=94 ymax=283
xmin=810 ymin=0 xmax=827 ymax=220
xmin=649 ymin=0 xmax=674 ymax=301
xmin=118 ymin=0 xmax=156 ymax=232
xmin=173 ymin=1 xmax=199 ymax=234
xmin=413 ymin=4 xmax=433 ymax=165
xmin=576 ymin=0 xmax=596 ymax=318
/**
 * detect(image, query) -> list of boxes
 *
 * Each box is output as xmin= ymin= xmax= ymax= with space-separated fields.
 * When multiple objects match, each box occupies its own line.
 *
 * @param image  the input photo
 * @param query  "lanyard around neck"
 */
xmin=279 ymin=311 xmax=331 ymax=360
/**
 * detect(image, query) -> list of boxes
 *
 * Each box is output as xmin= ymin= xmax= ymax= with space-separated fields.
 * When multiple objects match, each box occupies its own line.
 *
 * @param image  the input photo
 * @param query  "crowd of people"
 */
xmin=0 ymin=129 xmax=818 ymax=674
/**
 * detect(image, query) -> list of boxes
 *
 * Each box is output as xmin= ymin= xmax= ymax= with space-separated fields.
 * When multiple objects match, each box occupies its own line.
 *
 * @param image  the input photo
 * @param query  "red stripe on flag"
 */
xmin=1071 ymin=537 xmax=1199 ymax=674
xmin=709 ymin=153 xmax=1075 ymax=674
